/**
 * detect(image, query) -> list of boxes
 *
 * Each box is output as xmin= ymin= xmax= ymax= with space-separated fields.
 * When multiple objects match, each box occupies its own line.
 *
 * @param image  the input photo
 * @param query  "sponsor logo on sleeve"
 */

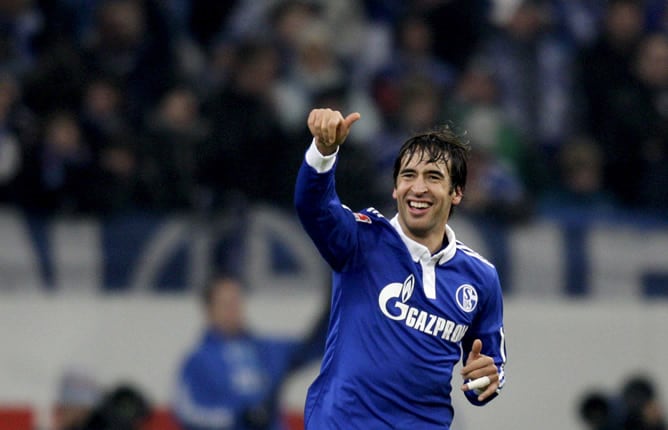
xmin=353 ymin=212 xmax=372 ymax=224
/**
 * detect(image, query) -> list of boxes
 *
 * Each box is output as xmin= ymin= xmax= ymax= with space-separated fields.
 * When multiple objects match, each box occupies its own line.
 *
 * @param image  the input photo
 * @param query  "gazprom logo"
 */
xmin=456 ymin=284 xmax=478 ymax=312
xmin=378 ymin=274 xmax=469 ymax=343
xmin=378 ymin=275 xmax=414 ymax=320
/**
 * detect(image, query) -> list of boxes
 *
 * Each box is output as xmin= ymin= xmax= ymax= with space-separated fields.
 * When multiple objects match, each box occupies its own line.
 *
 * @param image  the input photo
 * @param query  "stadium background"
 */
xmin=0 ymin=0 xmax=667 ymax=429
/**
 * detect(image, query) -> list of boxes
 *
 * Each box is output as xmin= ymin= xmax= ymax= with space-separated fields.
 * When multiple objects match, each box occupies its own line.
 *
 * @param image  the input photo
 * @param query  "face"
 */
xmin=392 ymin=154 xmax=462 ymax=250
xmin=207 ymin=278 xmax=245 ymax=336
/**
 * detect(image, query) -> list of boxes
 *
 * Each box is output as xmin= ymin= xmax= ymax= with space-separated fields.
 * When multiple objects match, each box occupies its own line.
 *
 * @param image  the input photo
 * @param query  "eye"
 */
xmin=428 ymin=173 xmax=443 ymax=181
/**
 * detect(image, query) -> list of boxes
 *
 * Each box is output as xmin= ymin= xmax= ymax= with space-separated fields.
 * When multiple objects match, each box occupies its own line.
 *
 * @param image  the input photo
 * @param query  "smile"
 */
xmin=409 ymin=201 xmax=432 ymax=209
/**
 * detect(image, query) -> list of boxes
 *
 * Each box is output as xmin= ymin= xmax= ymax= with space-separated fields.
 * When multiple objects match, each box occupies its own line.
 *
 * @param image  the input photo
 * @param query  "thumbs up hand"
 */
xmin=460 ymin=339 xmax=500 ymax=401
xmin=307 ymin=108 xmax=361 ymax=156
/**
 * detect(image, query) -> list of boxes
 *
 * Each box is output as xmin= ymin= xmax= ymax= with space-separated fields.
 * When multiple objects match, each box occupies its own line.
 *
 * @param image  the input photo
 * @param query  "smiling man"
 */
xmin=294 ymin=108 xmax=507 ymax=429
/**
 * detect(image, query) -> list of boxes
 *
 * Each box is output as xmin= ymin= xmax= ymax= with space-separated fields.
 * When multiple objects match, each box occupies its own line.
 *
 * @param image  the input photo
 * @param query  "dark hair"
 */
xmin=392 ymin=127 xmax=471 ymax=193
xmin=82 ymin=384 xmax=150 ymax=430
xmin=578 ymin=391 xmax=611 ymax=424
xmin=622 ymin=375 xmax=656 ymax=412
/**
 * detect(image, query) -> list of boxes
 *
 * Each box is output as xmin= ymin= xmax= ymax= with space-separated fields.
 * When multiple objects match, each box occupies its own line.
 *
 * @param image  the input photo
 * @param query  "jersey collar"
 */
xmin=390 ymin=215 xmax=457 ymax=265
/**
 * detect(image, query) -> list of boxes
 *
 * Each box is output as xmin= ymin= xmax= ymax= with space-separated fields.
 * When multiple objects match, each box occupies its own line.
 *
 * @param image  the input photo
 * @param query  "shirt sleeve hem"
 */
xmin=305 ymin=139 xmax=338 ymax=173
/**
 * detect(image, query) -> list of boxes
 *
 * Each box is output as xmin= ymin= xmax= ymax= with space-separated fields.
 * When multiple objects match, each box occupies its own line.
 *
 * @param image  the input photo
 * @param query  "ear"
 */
xmin=451 ymin=187 xmax=463 ymax=205
xmin=392 ymin=187 xmax=397 ymax=200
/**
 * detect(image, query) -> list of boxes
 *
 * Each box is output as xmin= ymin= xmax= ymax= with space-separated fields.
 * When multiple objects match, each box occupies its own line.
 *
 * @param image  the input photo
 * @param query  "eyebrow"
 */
xmin=425 ymin=169 xmax=446 ymax=178
xmin=399 ymin=166 xmax=447 ymax=178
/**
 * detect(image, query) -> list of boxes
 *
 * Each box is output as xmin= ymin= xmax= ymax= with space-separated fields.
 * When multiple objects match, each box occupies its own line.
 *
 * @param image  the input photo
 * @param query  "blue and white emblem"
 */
xmin=455 ymin=284 xmax=478 ymax=312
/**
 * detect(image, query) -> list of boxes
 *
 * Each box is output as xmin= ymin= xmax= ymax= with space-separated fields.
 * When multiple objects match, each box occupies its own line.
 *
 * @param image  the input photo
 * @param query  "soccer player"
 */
xmin=294 ymin=108 xmax=507 ymax=429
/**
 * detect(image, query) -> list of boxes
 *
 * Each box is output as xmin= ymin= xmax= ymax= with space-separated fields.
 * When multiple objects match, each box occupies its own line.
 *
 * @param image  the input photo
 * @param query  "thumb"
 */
xmin=342 ymin=112 xmax=361 ymax=129
xmin=467 ymin=339 xmax=483 ymax=363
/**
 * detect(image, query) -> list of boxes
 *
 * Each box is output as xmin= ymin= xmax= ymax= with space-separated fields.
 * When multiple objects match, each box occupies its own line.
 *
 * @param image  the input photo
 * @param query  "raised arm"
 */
xmin=295 ymin=108 xmax=363 ymax=272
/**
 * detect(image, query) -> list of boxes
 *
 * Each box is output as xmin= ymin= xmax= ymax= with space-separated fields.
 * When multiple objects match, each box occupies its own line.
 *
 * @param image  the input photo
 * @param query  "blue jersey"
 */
xmin=294 ymin=144 xmax=507 ymax=429
xmin=173 ymin=329 xmax=297 ymax=430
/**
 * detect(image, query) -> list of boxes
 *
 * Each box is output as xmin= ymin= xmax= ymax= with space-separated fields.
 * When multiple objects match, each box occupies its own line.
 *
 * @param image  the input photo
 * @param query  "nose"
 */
xmin=411 ymin=177 xmax=428 ymax=194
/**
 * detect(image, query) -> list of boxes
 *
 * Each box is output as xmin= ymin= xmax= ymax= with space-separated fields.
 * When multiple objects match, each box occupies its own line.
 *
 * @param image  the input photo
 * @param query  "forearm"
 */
xmin=294 ymin=142 xmax=357 ymax=271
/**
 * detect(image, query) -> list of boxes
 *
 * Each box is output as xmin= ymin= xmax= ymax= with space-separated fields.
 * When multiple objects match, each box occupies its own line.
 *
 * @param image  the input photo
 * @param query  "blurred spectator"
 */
xmin=444 ymin=53 xmax=537 ymax=222
xmin=447 ymin=57 xmax=540 ymax=196
xmin=79 ymin=74 xmax=128 ymax=151
xmin=275 ymin=17 xmax=381 ymax=142
xmin=273 ymin=19 xmax=344 ymax=132
xmin=198 ymin=39 xmax=292 ymax=209
xmin=226 ymin=0 xmax=368 ymax=66
xmin=84 ymin=131 xmax=154 ymax=214
xmin=548 ymin=0 xmax=608 ymax=49
xmin=219 ymin=0 xmax=322 ymax=67
xmin=476 ymin=0 xmax=574 ymax=153
xmin=575 ymin=0 xmax=646 ymax=202
xmin=0 ymin=71 xmax=36 ymax=204
xmin=141 ymin=84 xmax=210 ymax=211
xmin=578 ymin=390 xmax=621 ymax=430
xmin=621 ymin=375 xmax=667 ymax=430
xmin=581 ymin=29 xmax=668 ymax=209
xmin=198 ymin=37 xmax=238 ymax=94
xmin=0 ymin=0 xmax=44 ymax=76
xmin=78 ymin=0 xmax=178 ymax=126
xmin=633 ymin=33 xmax=668 ymax=212
xmin=368 ymin=11 xmax=456 ymax=151
xmin=372 ymin=12 xmax=457 ymax=95
xmin=460 ymin=146 xmax=531 ymax=223
xmin=578 ymin=374 xmax=667 ymax=430
xmin=414 ymin=0 xmax=490 ymax=70
xmin=52 ymin=366 xmax=102 ymax=430
xmin=18 ymin=110 xmax=95 ymax=214
xmin=21 ymin=0 xmax=180 ymax=121
xmin=173 ymin=274 xmax=325 ymax=430
xmin=80 ymin=383 xmax=151 ymax=430
xmin=539 ymin=135 xmax=616 ymax=213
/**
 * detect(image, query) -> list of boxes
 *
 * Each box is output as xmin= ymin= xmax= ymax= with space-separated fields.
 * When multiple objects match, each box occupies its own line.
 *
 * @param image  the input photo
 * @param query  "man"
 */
xmin=173 ymin=275 xmax=325 ymax=430
xmin=294 ymin=108 xmax=507 ymax=429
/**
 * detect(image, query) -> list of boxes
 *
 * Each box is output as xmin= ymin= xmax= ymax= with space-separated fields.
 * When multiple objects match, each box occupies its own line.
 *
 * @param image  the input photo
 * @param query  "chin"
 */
xmin=404 ymin=222 xmax=430 ymax=237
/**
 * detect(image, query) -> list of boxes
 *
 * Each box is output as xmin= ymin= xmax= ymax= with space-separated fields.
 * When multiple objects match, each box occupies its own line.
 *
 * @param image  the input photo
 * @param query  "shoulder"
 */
xmin=347 ymin=207 xmax=398 ymax=240
xmin=455 ymin=240 xmax=499 ymax=281
xmin=345 ymin=206 xmax=388 ymax=225
xmin=183 ymin=333 xmax=219 ymax=367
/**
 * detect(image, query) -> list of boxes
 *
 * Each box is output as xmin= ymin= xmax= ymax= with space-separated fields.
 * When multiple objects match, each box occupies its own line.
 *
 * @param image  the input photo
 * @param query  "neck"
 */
xmin=399 ymin=221 xmax=448 ymax=254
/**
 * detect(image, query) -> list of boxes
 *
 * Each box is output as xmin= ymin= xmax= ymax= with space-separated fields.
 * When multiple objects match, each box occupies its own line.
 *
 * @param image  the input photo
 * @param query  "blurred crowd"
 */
xmin=0 ymin=0 xmax=666 ymax=219
xmin=579 ymin=374 xmax=666 ymax=430
xmin=53 ymin=366 xmax=151 ymax=430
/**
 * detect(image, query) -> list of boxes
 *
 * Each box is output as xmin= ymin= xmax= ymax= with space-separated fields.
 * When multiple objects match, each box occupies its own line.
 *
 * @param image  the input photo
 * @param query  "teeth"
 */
xmin=409 ymin=201 xmax=430 ymax=209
